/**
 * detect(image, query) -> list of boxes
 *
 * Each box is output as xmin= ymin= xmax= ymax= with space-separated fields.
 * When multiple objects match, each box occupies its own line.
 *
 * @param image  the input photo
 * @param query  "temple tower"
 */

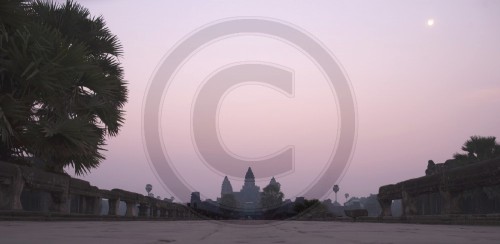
xmin=242 ymin=167 xmax=257 ymax=191
xmin=239 ymin=167 xmax=260 ymax=208
xmin=219 ymin=167 xmax=261 ymax=211
xmin=221 ymin=176 xmax=233 ymax=196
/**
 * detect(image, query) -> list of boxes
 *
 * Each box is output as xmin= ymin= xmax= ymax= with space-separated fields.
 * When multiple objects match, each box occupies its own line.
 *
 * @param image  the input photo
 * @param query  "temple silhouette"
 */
xmin=220 ymin=167 xmax=269 ymax=210
xmin=190 ymin=167 xmax=287 ymax=219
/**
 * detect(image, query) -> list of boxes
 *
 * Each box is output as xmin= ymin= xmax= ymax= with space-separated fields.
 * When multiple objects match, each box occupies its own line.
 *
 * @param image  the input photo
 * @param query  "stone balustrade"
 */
xmin=378 ymin=157 xmax=500 ymax=217
xmin=0 ymin=161 xmax=196 ymax=219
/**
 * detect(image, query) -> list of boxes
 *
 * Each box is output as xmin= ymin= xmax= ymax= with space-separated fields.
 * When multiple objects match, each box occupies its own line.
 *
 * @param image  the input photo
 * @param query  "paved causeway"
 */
xmin=1 ymin=220 xmax=499 ymax=243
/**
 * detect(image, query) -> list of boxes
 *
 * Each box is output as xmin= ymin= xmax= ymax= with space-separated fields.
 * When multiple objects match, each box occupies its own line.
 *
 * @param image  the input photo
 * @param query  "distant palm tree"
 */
xmin=332 ymin=185 xmax=339 ymax=203
xmin=0 ymin=0 xmax=127 ymax=174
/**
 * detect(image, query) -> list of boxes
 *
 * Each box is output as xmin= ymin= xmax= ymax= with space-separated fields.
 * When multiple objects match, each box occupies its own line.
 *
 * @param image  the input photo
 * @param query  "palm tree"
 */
xmin=0 ymin=0 xmax=127 ymax=174
xmin=453 ymin=136 xmax=499 ymax=162
xmin=332 ymin=185 xmax=339 ymax=203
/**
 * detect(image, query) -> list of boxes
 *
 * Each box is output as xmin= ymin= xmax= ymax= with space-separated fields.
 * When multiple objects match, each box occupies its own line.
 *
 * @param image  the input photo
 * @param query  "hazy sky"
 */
xmin=67 ymin=0 xmax=500 ymax=203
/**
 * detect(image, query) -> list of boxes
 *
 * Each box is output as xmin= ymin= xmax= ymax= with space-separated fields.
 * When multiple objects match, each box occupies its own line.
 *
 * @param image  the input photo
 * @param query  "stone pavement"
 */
xmin=0 ymin=220 xmax=499 ymax=243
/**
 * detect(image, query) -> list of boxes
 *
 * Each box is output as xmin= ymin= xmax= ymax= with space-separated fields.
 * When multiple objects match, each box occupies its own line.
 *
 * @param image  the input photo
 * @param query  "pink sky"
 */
xmin=67 ymin=0 xmax=500 ymax=203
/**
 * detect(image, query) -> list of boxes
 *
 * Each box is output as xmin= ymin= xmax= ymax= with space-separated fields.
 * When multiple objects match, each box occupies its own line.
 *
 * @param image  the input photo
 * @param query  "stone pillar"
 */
xmin=151 ymin=204 xmax=158 ymax=217
xmin=93 ymin=197 xmax=102 ymax=215
xmin=125 ymin=201 xmax=137 ymax=217
xmin=84 ymin=196 xmax=98 ymax=214
xmin=108 ymin=198 xmax=120 ymax=215
xmin=160 ymin=208 xmax=167 ymax=217
xmin=81 ymin=196 xmax=87 ymax=213
xmin=402 ymin=191 xmax=417 ymax=216
xmin=440 ymin=190 xmax=462 ymax=214
xmin=50 ymin=191 xmax=70 ymax=214
xmin=0 ymin=163 xmax=24 ymax=210
xmin=138 ymin=203 xmax=148 ymax=217
xmin=378 ymin=198 xmax=392 ymax=217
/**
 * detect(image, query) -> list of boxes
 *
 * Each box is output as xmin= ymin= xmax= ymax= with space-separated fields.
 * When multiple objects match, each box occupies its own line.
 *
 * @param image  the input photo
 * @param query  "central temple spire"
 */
xmin=245 ymin=167 xmax=255 ymax=179
xmin=243 ymin=167 xmax=257 ymax=190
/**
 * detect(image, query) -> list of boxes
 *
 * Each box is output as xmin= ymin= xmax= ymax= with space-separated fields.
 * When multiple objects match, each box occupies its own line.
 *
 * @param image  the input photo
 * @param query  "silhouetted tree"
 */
xmin=0 ymin=0 xmax=127 ymax=174
xmin=260 ymin=181 xmax=285 ymax=219
xmin=294 ymin=199 xmax=320 ymax=213
xmin=293 ymin=199 xmax=329 ymax=218
xmin=453 ymin=136 xmax=500 ymax=162
xmin=357 ymin=194 xmax=381 ymax=216
xmin=261 ymin=182 xmax=284 ymax=210
xmin=219 ymin=194 xmax=238 ymax=218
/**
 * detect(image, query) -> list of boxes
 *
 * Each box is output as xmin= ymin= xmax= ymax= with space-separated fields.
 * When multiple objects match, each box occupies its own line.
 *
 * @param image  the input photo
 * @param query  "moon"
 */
xmin=427 ymin=19 xmax=435 ymax=27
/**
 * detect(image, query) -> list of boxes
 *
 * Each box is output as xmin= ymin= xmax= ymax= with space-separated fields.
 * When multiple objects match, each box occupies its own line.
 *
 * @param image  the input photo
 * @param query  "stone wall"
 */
xmin=0 ymin=161 xmax=196 ymax=219
xmin=378 ymin=157 xmax=500 ymax=217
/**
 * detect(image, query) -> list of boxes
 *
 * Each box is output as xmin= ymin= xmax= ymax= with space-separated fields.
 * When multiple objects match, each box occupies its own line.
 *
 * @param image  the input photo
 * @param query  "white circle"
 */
xmin=427 ymin=19 xmax=435 ymax=26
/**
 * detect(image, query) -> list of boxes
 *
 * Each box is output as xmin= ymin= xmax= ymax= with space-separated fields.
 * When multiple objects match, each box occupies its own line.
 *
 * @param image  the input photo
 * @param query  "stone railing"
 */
xmin=378 ymin=157 xmax=500 ymax=217
xmin=0 ymin=161 xmax=196 ymax=219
